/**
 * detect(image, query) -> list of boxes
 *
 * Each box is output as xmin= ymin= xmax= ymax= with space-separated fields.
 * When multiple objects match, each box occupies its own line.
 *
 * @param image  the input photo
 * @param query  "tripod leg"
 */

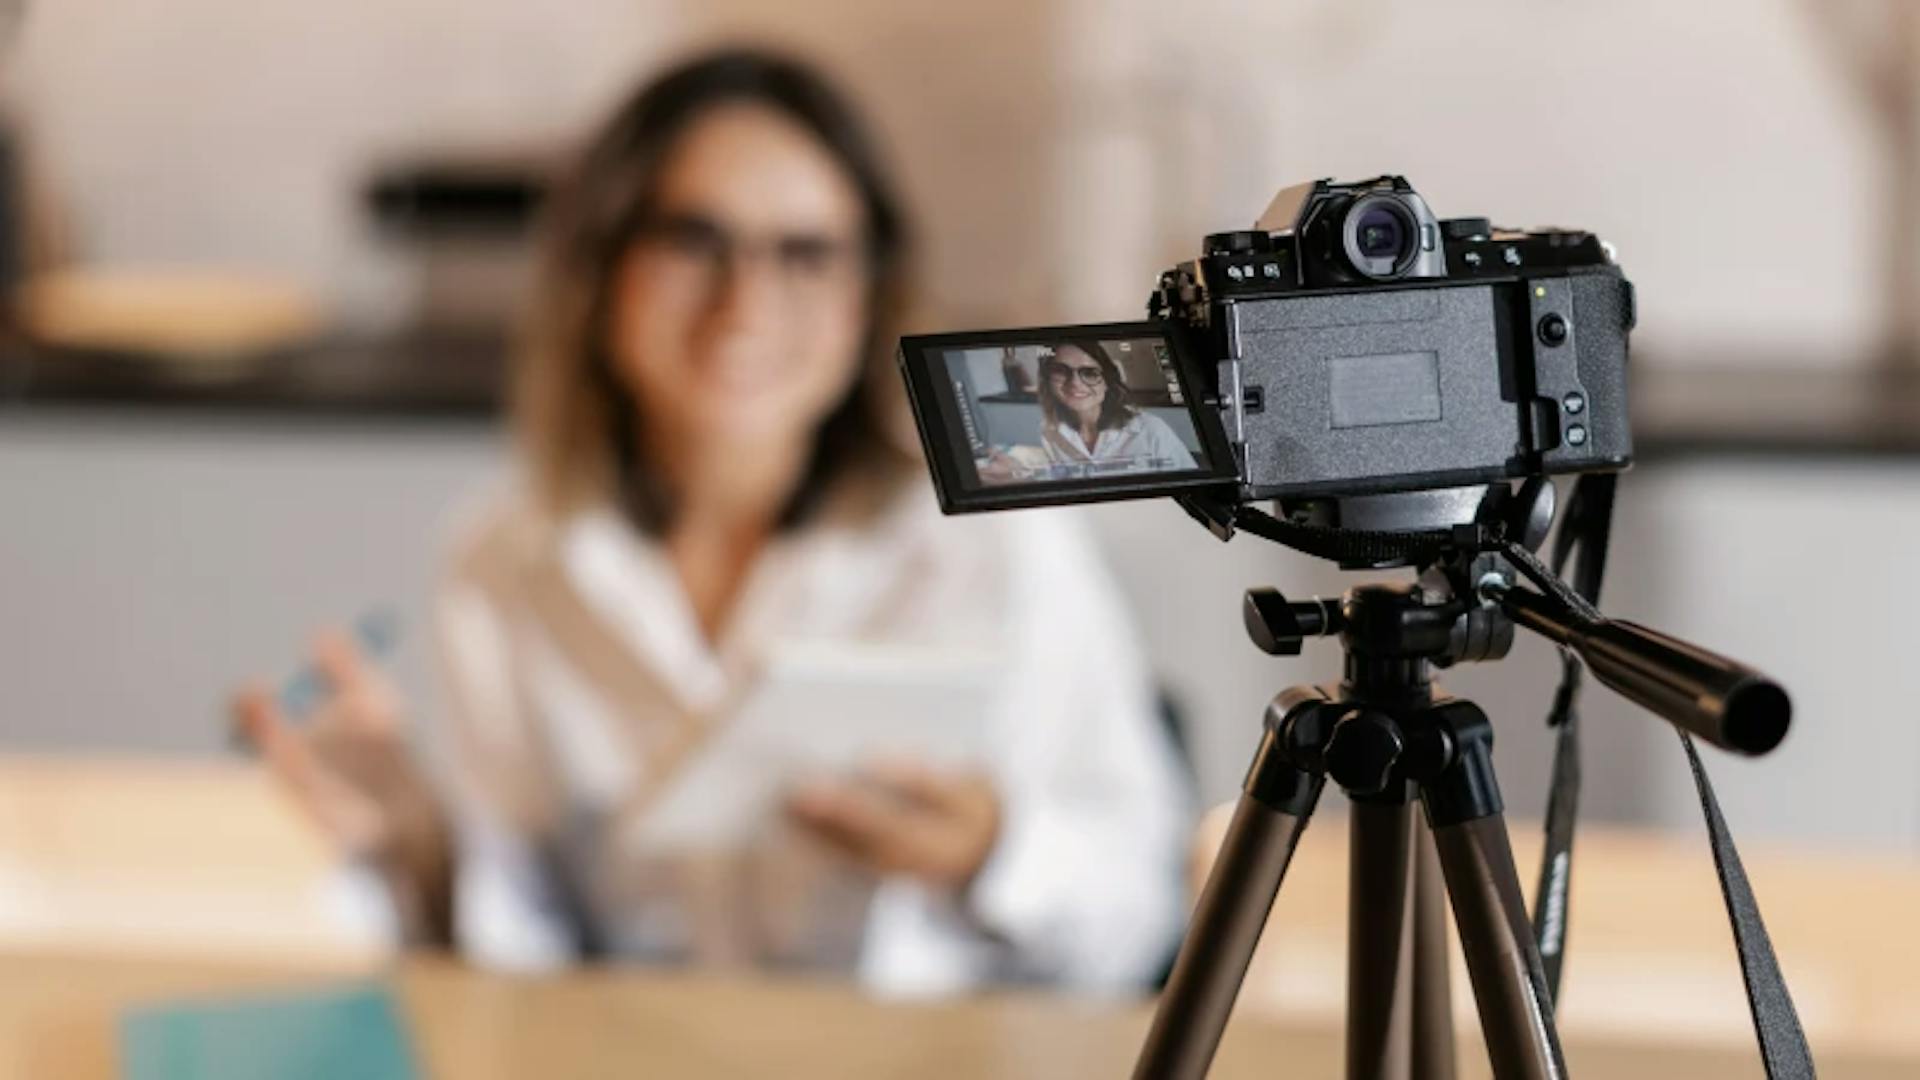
xmin=1424 ymin=703 xmax=1567 ymax=1080
xmin=1133 ymin=715 xmax=1324 ymax=1080
xmin=1346 ymin=795 xmax=1416 ymax=1080
xmin=1410 ymin=816 xmax=1456 ymax=1080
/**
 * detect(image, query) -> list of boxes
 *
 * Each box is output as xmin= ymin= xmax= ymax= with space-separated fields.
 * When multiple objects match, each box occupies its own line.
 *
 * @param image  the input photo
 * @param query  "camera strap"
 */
xmin=1529 ymin=472 xmax=1614 ymax=999
xmin=1222 ymin=503 xmax=1457 ymax=566
xmin=1503 ymin=507 xmax=1815 ymax=1080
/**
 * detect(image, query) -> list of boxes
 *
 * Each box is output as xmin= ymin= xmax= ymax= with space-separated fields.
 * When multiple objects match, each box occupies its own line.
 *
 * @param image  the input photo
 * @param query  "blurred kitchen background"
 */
xmin=3 ymin=0 xmax=1918 ymax=879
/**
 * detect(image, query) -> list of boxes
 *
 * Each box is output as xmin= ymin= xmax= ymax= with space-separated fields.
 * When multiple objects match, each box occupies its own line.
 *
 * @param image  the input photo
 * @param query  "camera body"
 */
xmin=1156 ymin=175 xmax=1634 ymax=501
xmin=894 ymin=175 xmax=1635 ymax=514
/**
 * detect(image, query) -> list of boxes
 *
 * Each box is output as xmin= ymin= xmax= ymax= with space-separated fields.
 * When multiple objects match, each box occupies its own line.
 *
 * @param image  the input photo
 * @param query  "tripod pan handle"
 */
xmin=1500 ymin=590 xmax=1790 ymax=756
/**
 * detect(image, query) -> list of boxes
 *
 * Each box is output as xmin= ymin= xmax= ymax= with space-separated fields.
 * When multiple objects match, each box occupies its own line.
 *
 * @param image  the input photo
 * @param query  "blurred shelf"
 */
xmin=1630 ymin=364 xmax=1920 ymax=460
xmin=0 ymin=332 xmax=504 ymax=422
xmin=8 ymin=334 xmax=1920 ymax=460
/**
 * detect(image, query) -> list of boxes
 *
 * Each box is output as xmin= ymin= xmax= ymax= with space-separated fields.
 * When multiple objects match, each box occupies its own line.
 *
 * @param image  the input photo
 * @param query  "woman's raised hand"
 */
xmin=976 ymin=449 xmax=1022 ymax=485
xmin=230 ymin=628 xmax=453 ymax=940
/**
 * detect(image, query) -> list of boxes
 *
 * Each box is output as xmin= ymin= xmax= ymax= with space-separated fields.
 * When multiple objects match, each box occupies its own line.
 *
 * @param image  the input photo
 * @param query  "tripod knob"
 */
xmin=1324 ymin=709 xmax=1404 ymax=796
xmin=1244 ymin=589 xmax=1342 ymax=656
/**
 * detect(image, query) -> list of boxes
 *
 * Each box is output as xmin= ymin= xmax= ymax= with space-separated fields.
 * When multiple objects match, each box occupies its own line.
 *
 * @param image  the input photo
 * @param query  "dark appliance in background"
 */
xmin=0 ymin=118 xmax=22 ymax=334
xmin=364 ymin=155 xmax=552 ymax=347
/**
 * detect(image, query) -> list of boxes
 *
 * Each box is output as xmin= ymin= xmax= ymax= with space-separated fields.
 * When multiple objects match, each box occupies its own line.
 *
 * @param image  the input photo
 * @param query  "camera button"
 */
xmin=1538 ymin=313 xmax=1569 ymax=347
xmin=1563 ymin=392 xmax=1586 ymax=415
xmin=1566 ymin=424 xmax=1589 ymax=447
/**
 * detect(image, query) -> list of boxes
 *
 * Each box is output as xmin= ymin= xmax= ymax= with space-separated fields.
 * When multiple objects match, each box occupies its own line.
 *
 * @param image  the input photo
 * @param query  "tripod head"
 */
xmin=1221 ymin=480 xmax=1792 ymax=757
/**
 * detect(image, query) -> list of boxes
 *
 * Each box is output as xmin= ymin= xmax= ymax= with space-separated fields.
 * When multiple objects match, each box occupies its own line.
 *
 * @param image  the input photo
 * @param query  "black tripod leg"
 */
xmin=1347 ymin=795 xmax=1417 ymax=1080
xmin=1430 ymin=819 xmax=1564 ymax=1080
xmin=1410 ymin=814 xmax=1456 ymax=1080
xmin=1133 ymin=714 xmax=1324 ymax=1080
xmin=1424 ymin=703 xmax=1567 ymax=1080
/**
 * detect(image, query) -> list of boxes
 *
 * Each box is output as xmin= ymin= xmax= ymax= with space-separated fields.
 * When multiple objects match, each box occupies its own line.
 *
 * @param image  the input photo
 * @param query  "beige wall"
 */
xmin=1051 ymin=0 xmax=1879 ymax=362
xmin=2 ymin=0 xmax=679 ymax=326
xmin=2 ymin=0 xmax=1890 ymax=361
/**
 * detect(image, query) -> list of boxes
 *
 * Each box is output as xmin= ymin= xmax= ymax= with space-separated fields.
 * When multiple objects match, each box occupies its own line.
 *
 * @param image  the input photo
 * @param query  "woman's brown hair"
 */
xmin=515 ymin=48 xmax=912 ymax=530
xmin=1038 ymin=339 xmax=1135 ymax=433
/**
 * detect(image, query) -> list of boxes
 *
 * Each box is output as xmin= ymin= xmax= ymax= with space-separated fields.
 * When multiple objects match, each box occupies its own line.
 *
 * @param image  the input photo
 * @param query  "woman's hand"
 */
xmin=975 ymin=449 xmax=1021 ymax=485
xmin=230 ymin=629 xmax=453 ymax=941
xmin=786 ymin=761 xmax=1001 ymax=893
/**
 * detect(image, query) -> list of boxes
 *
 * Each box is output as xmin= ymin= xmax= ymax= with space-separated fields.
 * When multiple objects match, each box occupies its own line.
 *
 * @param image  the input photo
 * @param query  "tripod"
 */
xmin=1137 ymin=580 xmax=1567 ymax=1080
xmin=1138 ymin=483 xmax=1803 ymax=1079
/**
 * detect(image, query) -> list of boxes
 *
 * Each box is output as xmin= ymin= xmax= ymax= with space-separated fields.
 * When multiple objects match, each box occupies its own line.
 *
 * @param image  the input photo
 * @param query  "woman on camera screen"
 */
xmin=977 ymin=339 xmax=1197 ymax=484
xmin=229 ymin=48 xmax=1187 ymax=996
xmin=1037 ymin=340 xmax=1196 ymax=473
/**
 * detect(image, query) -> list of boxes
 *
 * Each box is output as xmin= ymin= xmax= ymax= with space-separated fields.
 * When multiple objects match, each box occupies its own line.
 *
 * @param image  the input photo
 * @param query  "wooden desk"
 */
xmin=2 ymin=948 xmax=1915 ymax=1079
xmin=0 ymin=755 xmax=381 ymax=963
xmin=1194 ymin=804 xmax=1920 ymax=1066
xmin=3 ymin=754 xmax=1914 ymax=1075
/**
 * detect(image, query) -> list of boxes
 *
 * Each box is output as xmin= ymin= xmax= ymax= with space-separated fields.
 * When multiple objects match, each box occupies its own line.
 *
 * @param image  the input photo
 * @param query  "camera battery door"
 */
xmin=1230 ymin=285 xmax=1530 ymax=498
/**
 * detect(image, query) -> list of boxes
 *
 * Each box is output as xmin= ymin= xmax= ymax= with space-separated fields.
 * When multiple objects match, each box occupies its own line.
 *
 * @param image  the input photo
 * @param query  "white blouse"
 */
xmin=418 ymin=477 xmax=1191 ymax=997
xmin=1040 ymin=410 xmax=1197 ymax=473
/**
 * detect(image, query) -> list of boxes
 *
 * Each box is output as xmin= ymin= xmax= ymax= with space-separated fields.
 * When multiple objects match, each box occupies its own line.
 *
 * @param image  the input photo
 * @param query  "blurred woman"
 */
xmin=232 ymin=49 xmax=1187 ymax=995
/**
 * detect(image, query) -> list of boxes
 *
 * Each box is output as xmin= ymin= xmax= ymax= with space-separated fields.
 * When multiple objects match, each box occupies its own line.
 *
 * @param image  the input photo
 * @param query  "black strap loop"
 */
xmin=1681 ymin=734 xmax=1816 ymax=1077
xmin=1509 ymin=477 xmax=1813 ymax=1079
xmin=1525 ymin=472 xmax=1612 ymax=1001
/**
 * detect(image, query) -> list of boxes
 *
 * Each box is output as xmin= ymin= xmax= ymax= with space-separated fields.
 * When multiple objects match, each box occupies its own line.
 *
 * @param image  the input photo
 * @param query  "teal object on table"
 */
xmin=120 ymin=983 xmax=420 ymax=1080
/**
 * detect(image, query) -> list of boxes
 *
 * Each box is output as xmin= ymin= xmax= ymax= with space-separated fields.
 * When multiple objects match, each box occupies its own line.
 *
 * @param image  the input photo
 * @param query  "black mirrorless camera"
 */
xmin=902 ymin=179 xmax=1811 ymax=1080
xmin=897 ymin=176 xmax=1635 ymax=513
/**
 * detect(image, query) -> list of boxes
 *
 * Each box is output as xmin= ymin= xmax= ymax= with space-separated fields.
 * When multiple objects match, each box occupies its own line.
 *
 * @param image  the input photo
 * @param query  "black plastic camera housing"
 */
xmin=894 ymin=175 xmax=1634 ymax=514
xmin=1155 ymin=175 xmax=1635 ymax=501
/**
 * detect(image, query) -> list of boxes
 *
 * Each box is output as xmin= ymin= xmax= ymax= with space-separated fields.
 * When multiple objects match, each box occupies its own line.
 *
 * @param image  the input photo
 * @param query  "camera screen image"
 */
xmin=939 ymin=334 xmax=1210 ymax=489
xmin=899 ymin=321 xmax=1240 ymax=512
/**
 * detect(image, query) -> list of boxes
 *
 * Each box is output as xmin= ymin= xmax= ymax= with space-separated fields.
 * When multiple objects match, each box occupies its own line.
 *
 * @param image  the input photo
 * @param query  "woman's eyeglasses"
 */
xmin=633 ymin=212 xmax=863 ymax=302
xmin=1044 ymin=362 xmax=1106 ymax=387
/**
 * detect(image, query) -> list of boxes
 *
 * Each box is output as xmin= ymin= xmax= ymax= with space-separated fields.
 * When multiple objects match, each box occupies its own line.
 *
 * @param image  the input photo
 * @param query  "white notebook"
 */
xmin=632 ymin=640 xmax=999 ymax=851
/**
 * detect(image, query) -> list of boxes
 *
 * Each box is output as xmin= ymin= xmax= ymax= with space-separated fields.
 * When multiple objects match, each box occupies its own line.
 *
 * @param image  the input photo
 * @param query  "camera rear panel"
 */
xmin=1227 ymin=274 xmax=1631 ymax=499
